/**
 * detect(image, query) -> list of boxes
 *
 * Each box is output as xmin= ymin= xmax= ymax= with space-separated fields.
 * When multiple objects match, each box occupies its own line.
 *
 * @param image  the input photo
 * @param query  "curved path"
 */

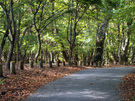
xmin=25 ymin=67 xmax=134 ymax=101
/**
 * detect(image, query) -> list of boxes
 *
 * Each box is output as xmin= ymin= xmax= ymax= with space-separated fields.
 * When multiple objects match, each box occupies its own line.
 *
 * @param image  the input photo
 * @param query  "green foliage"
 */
xmin=104 ymin=0 xmax=120 ymax=8
xmin=77 ymin=0 xmax=102 ymax=5
xmin=0 ymin=0 xmax=135 ymax=66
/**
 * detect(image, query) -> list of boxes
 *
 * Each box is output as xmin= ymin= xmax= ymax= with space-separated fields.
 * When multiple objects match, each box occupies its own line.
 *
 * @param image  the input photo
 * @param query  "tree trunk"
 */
xmin=0 ymin=64 xmax=3 ymax=77
xmin=6 ymin=0 xmax=16 ymax=69
xmin=62 ymin=61 xmax=65 ymax=66
xmin=49 ymin=52 xmax=52 ymax=68
xmin=61 ymin=44 xmax=68 ymax=62
xmin=75 ymin=54 xmax=78 ymax=66
xmin=122 ymin=21 xmax=132 ymax=62
xmin=30 ymin=60 xmax=34 ymax=68
xmin=16 ymin=0 xmax=21 ymax=68
xmin=68 ymin=46 xmax=72 ymax=66
xmin=62 ymin=50 xmax=68 ymax=62
xmin=20 ymin=60 xmax=24 ymax=70
xmin=6 ymin=42 xmax=14 ymax=69
xmin=95 ymin=18 xmax=110 ymax=63
xmin=39 ymin=61 xmax=43 ymax=68
xmin=131 ymin=52 xmax=135 ymax=64
xmin=83 ymin=54 xmax=86 ymax=66
xmin=88 ymin=56 xmax=90 ymax=66
xmin=34 ymin=33 xmax=41 ymax=63
xmin=10 ymin=61 xmax=16 ymax=74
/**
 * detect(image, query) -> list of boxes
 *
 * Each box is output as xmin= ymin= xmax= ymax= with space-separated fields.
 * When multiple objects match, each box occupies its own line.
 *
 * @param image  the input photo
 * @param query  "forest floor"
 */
xmin=0 ymin=64 xmax=87 ymax=101
xmin=120 ymin=72 xmax=135 ymax=101
xmin=0 ymin=64 xmax=135 ymax=101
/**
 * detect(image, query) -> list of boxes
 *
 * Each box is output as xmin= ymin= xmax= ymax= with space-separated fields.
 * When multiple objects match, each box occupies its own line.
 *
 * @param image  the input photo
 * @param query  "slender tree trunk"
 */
xmin=131 ymin=49 xmax=135 ymax=64
xmin=83 ymin=54 xmax=86 ymax=66
xmin=68 ymin=46 xmax=72 ymax=66
xmin=62 ymin=50 xmax=68 ymax=62
xmin=35 ymin=33 xmax=41 ymax=63
xmin=61 ymin=43 xmax=68 ymax=62
xmin=6 ymin=42 xmax=14 ymax=69
xmin=16 ymin=0 xmax=21 ymax=65
xmin=87 ymin=54 xmax=91 ymax=66
xmin=75 ymin=54 xmax=78 ymax=66
xmin=6 ymin=0 xmax=16 ymax=69
xmin=117 ymin=24 xmax=121 ymax=63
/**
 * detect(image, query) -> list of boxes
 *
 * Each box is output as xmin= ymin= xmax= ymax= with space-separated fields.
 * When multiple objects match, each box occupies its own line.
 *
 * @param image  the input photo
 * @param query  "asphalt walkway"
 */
xmin=25 ymin=67 xmax=135 ymax=101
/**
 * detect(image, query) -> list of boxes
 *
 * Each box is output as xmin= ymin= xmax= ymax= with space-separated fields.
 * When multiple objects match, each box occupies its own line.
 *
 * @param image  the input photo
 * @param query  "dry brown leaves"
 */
xmin=120 ymin=73 xmax=135 ymax=101
xmin=0 ymin=65 xmax=86 ymax=101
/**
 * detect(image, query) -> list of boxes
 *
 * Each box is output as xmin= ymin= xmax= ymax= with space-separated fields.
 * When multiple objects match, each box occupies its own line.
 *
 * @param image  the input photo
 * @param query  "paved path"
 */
xmin=25 ymin=67 xmax=135 ymax=101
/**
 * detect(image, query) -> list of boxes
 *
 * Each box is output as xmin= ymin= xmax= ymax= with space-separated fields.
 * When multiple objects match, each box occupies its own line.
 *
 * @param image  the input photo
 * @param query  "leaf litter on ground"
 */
xmin=120 ymin=72 xmax=135 ymax=101
xmin=0 ymin=64 xmax=87 ymax=101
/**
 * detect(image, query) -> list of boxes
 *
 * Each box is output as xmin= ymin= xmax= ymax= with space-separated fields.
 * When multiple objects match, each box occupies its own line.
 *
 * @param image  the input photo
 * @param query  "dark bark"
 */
xmin=131 ymin=50 xmax=135 ymax=64
xmin=87 ymin=56 xmax=91 ymax=66
xmin=5 ymin=0 xmax=16 ymax=69
xmin=83 ymin=55 xmax=86 ymax=66
xmin=0 ymin=64 xmax=3 ymax=77
xmin=61 ymin=43 xmax=68 ymax=62
xmin=49 ymin=52 xmax=52 ymax=68
xmin=49 ymin=61 xmax=52 ymax=68
xmin=87 ymin=51 xmax=92 ymax=66
xmin=75 ymin=54 xmax=78 ymax=66
xmin=62 ymin=50 xmax=68 ymax=62
xmin=91 ymin=61 xmax=94 ymax=66
xmin=39 ymin=61 xmax=43 ymax=68
xmin=20 ymin=60 xmax=24 ymax=70
xmin=62 ymin=61 xmax=65 ymax=66
xmin=16 ymin=2 xmax=21 ymax=65
xmin=68 ymin=46 xmax=72 ymax=66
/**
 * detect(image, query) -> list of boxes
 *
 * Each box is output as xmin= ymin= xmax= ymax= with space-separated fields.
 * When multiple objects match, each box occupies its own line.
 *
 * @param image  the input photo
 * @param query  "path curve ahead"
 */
xmin=25 ymin=67 xmax=134 ymax=101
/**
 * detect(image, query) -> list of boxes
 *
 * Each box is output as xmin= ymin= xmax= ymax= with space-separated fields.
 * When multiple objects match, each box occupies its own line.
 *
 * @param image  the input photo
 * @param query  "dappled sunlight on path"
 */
xmin=25 ymin=67 xmax=135 ymax=101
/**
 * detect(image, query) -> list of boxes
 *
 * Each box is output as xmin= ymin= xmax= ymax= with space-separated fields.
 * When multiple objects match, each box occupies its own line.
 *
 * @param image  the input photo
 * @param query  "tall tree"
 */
xmin=67 ymin=0 xmax=86 ymax=65
xmin=0 ymin=0 xmax=17 ymax=69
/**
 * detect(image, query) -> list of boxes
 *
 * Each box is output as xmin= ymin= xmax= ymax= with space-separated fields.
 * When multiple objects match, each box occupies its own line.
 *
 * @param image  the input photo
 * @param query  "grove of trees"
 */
xmin=0 ymin=0 xmax=135 ymax=76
